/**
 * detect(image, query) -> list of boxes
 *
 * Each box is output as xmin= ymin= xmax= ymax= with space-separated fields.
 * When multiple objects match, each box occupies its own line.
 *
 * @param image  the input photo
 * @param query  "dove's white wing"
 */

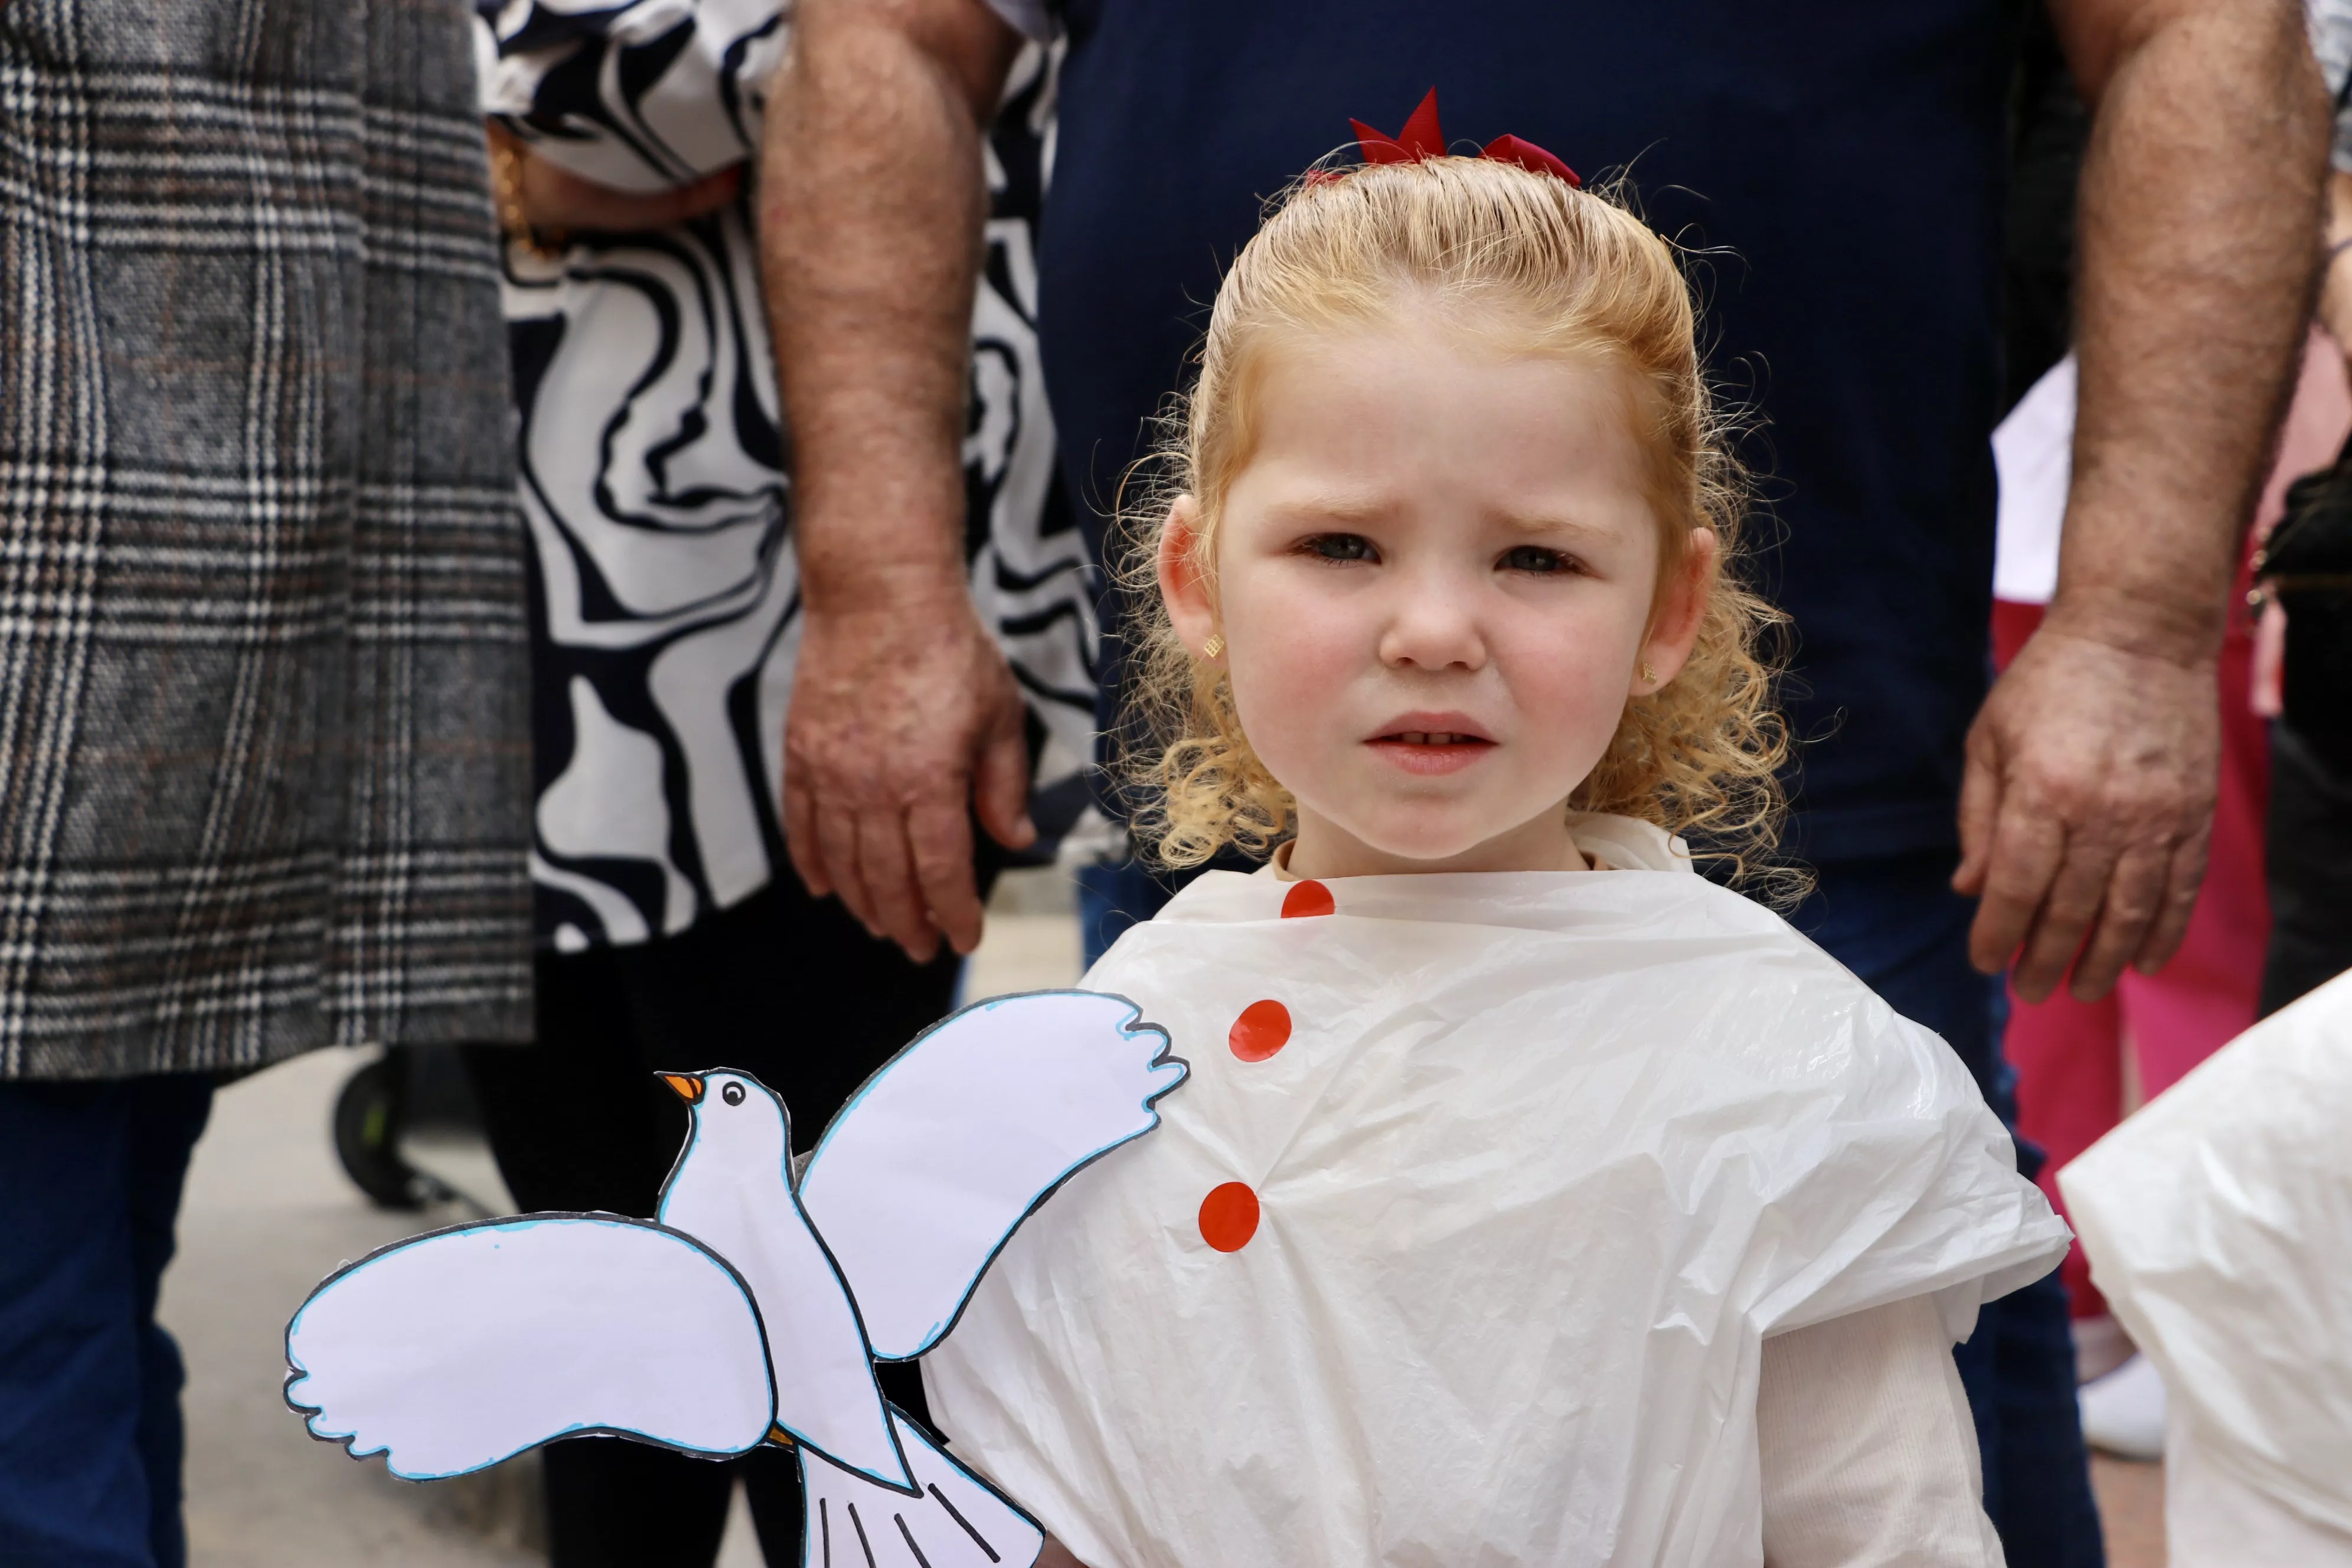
xmin=797 ymin=990 xmax=1185 ymax=1360
xmin=286 ymin=1216 xmax=773 ymax=1479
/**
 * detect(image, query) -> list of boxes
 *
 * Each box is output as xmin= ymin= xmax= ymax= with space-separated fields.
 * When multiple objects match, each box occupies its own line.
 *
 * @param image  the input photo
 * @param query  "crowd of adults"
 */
xmin=2 ymin=0 xmax=2346 ymax=1564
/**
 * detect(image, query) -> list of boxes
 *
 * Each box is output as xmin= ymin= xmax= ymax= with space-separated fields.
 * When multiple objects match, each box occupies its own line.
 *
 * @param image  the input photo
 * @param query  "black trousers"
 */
xmin=2260 ymin=720 xmax=2352 ymax=1017
xmin=463 ymin=877 xmax=975 ymax=1568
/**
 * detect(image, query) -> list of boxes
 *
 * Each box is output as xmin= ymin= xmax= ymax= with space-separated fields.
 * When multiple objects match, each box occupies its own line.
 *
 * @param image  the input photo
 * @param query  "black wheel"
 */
xmin=333 ymin=1054 xmax=429 ymax=1210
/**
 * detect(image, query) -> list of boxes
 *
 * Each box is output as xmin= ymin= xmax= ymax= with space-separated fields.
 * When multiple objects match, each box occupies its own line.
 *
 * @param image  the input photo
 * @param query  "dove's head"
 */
xmin=657 ymin=1070 xmax=793 ymax=1205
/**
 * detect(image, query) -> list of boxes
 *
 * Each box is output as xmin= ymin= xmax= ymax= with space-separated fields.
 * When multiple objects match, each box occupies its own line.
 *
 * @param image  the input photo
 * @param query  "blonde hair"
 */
xmin=1119 ymin=155 xmax=1792 ymax=889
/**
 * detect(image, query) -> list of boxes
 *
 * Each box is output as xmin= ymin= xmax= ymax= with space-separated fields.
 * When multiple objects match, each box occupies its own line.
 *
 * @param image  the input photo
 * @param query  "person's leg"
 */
xmin=122 ymin=1076 xmax=214 ymax=1568
xmin=1796 ymin=852 xmax=2105 ymax=1568
xmin=541 ymin=1439 xmax=736 ymax=1568
xmin=462 ymin=949 xmax=740 ymax=1567
xmin=0 ymin=1077 xmax=209 ymax=1568
xmin=2259 ymin=721 xmax=2352 ymax=1017
xmin=1075 ymin=858 xmax=1172 ymax=971
xmin=462 ymin=948 xmax=678 ymax=1217
xmin=737 ymin=1444 xmax=806 ymax=1568
xmin=2001 ymin=980 xmax=2124 ymax=1327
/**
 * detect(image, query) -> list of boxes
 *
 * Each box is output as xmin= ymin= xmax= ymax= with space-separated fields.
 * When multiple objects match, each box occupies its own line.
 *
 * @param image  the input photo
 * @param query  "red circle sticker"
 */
xmin=1281 ymin=880 xmax=1335 ymax=919
xmin=1198 ymin=1182 xmax=1260 ymax=1252
xmin=1227 ymin=999 xmax=1292 ymax=1063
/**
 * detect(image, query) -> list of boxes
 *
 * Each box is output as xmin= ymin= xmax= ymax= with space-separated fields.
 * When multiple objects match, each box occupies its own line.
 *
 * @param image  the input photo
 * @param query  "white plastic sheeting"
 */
xmin=926 ymin=823 xmax=2067 ymax=1568
xmin=2061 ymin=968 xmax=2352 ymax=1546
xmin=1992 ymin=354 xmax=2076 ymax=607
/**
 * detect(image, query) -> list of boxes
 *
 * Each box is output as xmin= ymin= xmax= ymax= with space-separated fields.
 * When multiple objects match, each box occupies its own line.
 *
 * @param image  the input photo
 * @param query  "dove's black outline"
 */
xmin=650 ymin=991 xmax=1185 ymax=1493
xmin=286 ymin=1093 xmax=918 ymax=1492
xmin=798 ymin=1399 xmax=1049 ymax=1568
xmin=795 ymin=988 xmax=1188 ymax=1363
xmin=284 ymin=987 xmax=1186 ymax=1537
xmin=285 ymin=1212 xmax=780 ymax=1477
xmin=655 ymin=1068 xmax=922 ymax=1492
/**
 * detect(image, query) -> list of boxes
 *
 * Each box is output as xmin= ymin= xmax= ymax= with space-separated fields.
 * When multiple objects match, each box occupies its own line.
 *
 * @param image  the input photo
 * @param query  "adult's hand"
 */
xmin=1954 ymin=625 xmax=2218 ymax=1004
xmin=487 ymin=122 xmax=741 ymax=234
xmin=781 ymin=593 xmax=1034 ymax=963
xmin=762 ymin=0 xmax=1025 ymax=961
xmin=1975 ymin=0 xmax=2326 ymax=1001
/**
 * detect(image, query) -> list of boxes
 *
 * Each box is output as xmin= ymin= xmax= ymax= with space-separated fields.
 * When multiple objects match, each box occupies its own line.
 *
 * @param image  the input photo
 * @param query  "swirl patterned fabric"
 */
xmin=479 ymin=0 xmax=1095 ymax=952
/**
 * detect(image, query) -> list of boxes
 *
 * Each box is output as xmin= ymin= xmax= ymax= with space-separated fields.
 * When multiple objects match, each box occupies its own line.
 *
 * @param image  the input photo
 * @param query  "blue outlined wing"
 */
xmin=286 ymin=1215 xmax=773 ymax=1479
xmin=796 ymin=991 xmax=1185 ymax=1361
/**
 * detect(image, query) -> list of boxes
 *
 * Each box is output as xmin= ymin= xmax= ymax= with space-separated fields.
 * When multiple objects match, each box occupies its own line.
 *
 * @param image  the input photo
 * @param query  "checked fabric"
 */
xmin=0 ymin=0 xmax=533 ymax=1079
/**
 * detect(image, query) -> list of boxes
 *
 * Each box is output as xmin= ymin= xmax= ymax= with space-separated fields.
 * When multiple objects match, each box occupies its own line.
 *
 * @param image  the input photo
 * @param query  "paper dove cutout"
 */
xmin=285 ymin=989 xmax=1184 ymax=1567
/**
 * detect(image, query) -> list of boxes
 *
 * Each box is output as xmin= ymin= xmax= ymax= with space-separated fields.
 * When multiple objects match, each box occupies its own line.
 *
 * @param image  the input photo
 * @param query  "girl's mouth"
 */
xmin=1366 ymin=731 xmax=1496 ymax=776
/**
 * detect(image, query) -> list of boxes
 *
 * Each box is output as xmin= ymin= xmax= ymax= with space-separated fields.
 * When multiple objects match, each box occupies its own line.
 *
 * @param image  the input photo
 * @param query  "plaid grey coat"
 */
xmin=0 ymin=0 xmax=533 ymax=1079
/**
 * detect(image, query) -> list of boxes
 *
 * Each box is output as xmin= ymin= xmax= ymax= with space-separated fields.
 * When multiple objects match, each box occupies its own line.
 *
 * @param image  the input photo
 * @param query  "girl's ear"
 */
xmin=1159 ymin=495 xmax=1221 ymax=657
xmin=1635 ymin=527 xmax=1718 ymax=695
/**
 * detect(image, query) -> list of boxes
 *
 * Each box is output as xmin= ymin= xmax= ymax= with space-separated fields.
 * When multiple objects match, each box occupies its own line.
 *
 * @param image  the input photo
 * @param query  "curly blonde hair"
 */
xmin=1118 ymin=154 xmax=1793 ymax=888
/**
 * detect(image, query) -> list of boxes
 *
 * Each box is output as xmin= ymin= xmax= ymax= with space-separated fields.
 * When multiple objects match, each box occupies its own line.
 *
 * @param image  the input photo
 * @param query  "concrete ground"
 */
xmin=159 ymin=865 xmax=2163 ymax=1566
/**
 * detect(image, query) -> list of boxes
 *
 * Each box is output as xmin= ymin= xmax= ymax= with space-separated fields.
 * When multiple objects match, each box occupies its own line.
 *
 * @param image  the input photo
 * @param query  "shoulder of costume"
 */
xmin=1088 ymin=831 xmax=1967 ymax=1086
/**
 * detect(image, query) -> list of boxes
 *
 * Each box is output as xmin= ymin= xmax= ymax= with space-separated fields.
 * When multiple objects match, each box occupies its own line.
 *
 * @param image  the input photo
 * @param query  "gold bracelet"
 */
xmin=489 ymin=135 xmax=563 ymax=260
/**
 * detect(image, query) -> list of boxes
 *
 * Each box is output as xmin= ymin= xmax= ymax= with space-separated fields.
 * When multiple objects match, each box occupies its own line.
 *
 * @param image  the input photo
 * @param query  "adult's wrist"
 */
xmin=2033 ymin=587 xmax=2227 ymax=669
xmin=793 ymin=476 xmax=972 ymax=619
xmin=798 ymin=550 xmax=975 ymax=625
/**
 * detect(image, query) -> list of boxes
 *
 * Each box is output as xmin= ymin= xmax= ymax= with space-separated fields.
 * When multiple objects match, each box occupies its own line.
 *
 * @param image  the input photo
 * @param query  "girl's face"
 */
xmin=1160 ymin=321 xmax=1715 ymax=878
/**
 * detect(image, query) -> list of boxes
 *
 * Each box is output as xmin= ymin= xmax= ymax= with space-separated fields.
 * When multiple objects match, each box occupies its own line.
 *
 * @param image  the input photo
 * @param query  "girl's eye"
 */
xmin=1304 ymin=533 xmax=1379 ymax=564
xmin=1500 ymin=545 xmax=1573 ymax=575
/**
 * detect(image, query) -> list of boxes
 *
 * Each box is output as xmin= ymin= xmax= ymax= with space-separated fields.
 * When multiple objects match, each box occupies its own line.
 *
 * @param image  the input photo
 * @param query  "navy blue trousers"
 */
xmin=0 ymin=1074 xmax=215 ymax=1568
xmin=1082 ymin=848 xmax=2106 ymax=1566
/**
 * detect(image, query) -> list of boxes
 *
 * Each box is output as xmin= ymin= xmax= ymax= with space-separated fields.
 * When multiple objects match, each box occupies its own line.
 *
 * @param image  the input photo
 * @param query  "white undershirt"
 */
xmin=1760 ymin=1296 xmax=2007 ymax=1567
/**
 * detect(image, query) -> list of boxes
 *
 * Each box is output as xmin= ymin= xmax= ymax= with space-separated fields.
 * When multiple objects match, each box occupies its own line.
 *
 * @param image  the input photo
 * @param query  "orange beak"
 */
xmin=660 ymin=1073 xmax=705 ymax=1105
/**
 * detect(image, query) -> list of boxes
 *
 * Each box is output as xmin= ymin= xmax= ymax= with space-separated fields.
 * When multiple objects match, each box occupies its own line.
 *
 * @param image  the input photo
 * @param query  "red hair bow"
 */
xmin=1345 ymin=88 xmax=1580 ymax=187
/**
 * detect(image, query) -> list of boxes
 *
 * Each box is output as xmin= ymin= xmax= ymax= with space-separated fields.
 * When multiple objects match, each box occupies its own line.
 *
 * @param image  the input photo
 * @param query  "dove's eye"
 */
xmin=721 ymin=1082 xmax=746 ymax=1106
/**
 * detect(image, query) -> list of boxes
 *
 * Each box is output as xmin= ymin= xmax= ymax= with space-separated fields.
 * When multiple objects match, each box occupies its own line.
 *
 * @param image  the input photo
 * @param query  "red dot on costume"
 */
xmin=1228 ymin=999 xmax=1292 ymax=1063
xmin=1282 ymin=880 xmax=1335 ymax=919
xmin=1199 ymin=1182 xmax=1260 ymax=1252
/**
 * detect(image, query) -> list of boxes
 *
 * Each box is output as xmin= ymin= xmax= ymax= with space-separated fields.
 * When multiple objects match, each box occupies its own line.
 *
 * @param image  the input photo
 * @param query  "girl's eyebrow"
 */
xmin=1485 ymin=507 xmax=1614 ymax=544
xmin=1255 ymin=491 xmax=1624 ymax=543
xmin=1256 ymin=491 xmax=1396 ymax=528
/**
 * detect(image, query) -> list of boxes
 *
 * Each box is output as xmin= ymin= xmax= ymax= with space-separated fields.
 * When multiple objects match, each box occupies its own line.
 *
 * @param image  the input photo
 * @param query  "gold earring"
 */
xmin=1641 ymin=661 xmax=1658 ymax=686
xmin=1202 ymin=632 xmax=1226 ymax=660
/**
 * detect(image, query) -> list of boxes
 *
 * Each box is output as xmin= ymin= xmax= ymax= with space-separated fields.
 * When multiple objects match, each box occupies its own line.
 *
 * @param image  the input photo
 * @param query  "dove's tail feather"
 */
xmin=799 ymin=1406 xmax=1043 ymax=1568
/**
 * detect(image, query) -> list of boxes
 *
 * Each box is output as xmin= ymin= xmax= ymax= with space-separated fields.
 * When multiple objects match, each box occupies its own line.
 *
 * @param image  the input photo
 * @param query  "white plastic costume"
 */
xmin=2061 ymin=968 xmax=2352 ymax=1565
xmin=926 ymin=816 xmax=2068 ymax=1567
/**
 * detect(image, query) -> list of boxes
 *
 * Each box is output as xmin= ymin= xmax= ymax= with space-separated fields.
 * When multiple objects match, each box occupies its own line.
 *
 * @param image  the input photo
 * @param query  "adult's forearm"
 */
xmin=2059 ymin=0 xmax=2327 ymax=658
xmin=762 ymin=0 xmax=1018 ymax=612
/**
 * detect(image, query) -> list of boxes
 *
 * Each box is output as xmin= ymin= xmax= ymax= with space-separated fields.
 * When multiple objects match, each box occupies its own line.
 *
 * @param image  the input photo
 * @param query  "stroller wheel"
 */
xmin=332 ymin=1054 xmax=430 ymax=1210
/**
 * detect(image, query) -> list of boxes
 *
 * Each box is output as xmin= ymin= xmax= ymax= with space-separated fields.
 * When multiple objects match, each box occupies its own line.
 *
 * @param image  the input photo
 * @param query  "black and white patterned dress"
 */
xmin=478 ymin=0 xmax=1095 ymax=953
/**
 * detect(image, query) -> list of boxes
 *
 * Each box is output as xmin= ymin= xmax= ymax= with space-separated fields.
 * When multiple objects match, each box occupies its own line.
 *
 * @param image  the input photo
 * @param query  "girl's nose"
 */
xmin=1376 ymin=573 xmax=1488 ymax=673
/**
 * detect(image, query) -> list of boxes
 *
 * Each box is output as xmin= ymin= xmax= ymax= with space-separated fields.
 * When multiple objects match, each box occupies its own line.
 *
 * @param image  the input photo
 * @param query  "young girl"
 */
xmin=922 ymin=142 xmax=2068 ymax=1566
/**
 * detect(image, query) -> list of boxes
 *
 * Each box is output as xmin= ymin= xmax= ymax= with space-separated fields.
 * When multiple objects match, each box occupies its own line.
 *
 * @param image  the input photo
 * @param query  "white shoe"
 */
xmin=2079 ymin=1351 xmax=2167 ymax=1461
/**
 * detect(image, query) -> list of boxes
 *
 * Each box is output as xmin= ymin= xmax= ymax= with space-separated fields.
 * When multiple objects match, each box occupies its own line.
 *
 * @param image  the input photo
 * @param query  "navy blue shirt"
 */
xmin=1020 ymin=0 xmax=2012 ymax=861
